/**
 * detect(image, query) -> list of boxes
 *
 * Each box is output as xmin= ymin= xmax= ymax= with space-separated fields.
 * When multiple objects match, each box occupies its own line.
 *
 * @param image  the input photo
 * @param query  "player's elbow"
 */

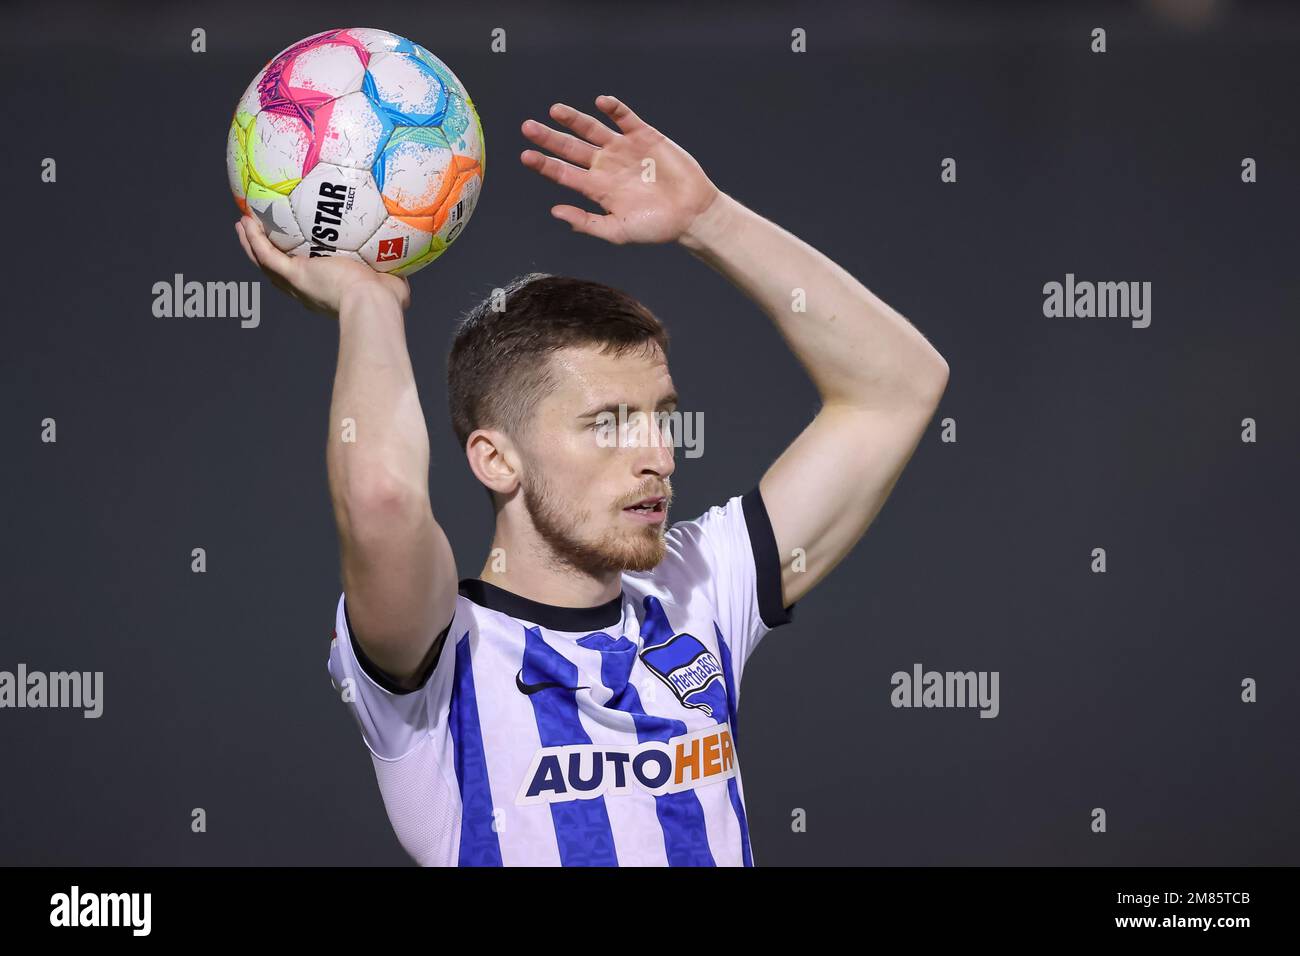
xmin=338 ymin=468 xmax=431 ymax=543
xmin=925 ymin=354 xmax=950 ymax=404
xmin=897 ymin=342 xmax=949 ymax=408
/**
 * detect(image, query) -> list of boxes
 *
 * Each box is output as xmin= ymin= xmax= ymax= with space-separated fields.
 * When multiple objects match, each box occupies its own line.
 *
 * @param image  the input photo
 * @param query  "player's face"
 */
xmin=520 ymin=342 xmax=677 ymax=575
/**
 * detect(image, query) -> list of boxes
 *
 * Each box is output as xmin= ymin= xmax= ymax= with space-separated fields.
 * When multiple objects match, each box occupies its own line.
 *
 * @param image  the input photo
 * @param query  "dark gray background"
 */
xmin=2 ymin=0 xmax=1296 ymax=865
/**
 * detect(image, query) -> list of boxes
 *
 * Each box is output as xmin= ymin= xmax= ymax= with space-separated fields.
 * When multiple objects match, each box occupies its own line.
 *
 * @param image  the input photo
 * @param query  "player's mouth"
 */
xmin=622 ymin=496 xmax=667 ymax=524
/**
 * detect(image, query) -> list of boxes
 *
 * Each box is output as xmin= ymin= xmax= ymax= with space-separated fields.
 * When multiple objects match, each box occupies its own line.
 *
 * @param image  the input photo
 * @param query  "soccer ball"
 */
xmin=226 ymin=27 xmax=484 ymax=276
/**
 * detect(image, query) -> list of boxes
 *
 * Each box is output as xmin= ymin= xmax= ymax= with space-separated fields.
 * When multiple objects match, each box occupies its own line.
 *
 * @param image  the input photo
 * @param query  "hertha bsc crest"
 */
xmin=638 ymin=596 xmax=724 ymax=717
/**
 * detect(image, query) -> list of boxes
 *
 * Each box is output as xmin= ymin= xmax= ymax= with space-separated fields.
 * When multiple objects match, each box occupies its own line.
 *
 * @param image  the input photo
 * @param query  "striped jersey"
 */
xmin=327 ymin=486 xmax=794 ymax=866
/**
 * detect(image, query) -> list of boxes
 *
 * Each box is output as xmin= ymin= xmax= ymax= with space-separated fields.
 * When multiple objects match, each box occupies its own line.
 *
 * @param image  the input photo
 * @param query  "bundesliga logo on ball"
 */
xmin=226 ymin=27 xmax=485 ymax=276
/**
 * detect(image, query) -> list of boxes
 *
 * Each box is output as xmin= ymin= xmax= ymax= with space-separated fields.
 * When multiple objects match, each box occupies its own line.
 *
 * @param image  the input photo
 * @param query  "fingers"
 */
xmin=521 ymin=118 xmax=598 ymax=168
xmin=551 ymin=204 xmax=623 ymax=244
xmin=237 ymin=220 xmax=293 ymax=299
xmin=239 ymin=214 xmax=297 ymax=283
xmin=520 ymin=149 xmax=592 ymax=198
xmin=595 ymin=95 xmax=647 ymax=135
xmin=238 ymin=217 xmax=303 ymax=301
xmin=546 ymin=102 xmax=615 ymax=147
xmin=234 ymin=221 xmax=257 ymax=268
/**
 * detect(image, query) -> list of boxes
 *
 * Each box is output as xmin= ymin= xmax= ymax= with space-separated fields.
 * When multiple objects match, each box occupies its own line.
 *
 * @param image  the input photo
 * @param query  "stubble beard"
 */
xmin=522 ymin=470 xmax=670 ymax=577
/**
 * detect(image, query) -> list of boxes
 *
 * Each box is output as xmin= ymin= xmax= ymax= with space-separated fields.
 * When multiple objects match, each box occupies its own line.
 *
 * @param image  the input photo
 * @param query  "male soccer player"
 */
xmin=235 ymin=95 xmax=949 ymax=866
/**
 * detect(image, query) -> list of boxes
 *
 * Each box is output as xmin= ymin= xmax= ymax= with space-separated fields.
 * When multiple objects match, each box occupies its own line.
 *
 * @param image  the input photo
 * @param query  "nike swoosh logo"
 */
xmin=515 ymin=669 xmax=590 ymax=696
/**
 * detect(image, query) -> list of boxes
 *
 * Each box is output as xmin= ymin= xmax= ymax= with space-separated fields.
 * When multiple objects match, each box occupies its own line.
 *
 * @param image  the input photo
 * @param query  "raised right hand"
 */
xmin=235 ymin=215 xmax=410 ymax=316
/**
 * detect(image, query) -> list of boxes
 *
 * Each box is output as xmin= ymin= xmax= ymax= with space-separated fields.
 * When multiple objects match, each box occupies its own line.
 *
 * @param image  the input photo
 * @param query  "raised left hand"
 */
xmin=520 ymin=95 xmax=721 ymax=245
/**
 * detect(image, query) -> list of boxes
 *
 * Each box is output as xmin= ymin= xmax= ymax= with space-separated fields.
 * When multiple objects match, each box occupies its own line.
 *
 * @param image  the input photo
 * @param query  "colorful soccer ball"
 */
xmin=226 ymin=27 xmax=485 ymax=276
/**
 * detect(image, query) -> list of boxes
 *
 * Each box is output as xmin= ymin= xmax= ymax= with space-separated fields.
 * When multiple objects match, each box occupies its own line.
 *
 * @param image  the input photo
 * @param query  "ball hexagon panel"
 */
xmin=290 ymin=163 xmax=387 ymax=253
xmin=375 ymin=127 xmax=457 ymax=217
xmin=364 ymin=52 xmax=452 ymax=127
xmin=246 ymin=110 xmax=311 ymax=194
xmin=411 ymin=44 xmax=470 ymax=103
xmin=246 ymin=190 xmax=304 ymax=252
xmin=314 ymin=91 xmax=393 ymax=171
xmin=258 ymin=31 xmax=368 ymax=120
xmin=358 ymin=216 xmax=435 ymax=273
xmin=282 ymin=41 xmax=366 ymax=102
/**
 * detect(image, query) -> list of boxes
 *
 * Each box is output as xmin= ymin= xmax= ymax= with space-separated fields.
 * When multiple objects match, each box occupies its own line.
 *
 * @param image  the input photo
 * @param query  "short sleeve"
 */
xmin=661 ymin=485 xmax=795 ymax=686
xmin=326 ymin=593 xmax=456 ymax=761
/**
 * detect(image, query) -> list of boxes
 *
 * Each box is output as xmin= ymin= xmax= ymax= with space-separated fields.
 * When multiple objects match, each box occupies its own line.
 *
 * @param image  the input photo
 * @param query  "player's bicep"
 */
xmin=760 ymin=401 xmax=938 ymax=605
xmin=339 ymin=499 xmax=458 ymax=689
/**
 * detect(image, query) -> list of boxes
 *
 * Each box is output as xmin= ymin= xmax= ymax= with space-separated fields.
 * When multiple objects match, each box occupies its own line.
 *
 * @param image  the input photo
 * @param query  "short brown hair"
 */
xmin=447 ymin=273 xmax=670 ymax=453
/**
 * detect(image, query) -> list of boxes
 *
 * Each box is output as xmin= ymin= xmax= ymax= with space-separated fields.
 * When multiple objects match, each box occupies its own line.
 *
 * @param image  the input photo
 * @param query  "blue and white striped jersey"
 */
xmin=327 ymin=487 xmax=794 ymax=866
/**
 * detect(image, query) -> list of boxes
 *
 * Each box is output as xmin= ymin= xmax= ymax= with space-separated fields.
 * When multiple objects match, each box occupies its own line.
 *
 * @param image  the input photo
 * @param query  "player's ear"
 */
xmin=466 ymin=428 xmax=521 ymax=497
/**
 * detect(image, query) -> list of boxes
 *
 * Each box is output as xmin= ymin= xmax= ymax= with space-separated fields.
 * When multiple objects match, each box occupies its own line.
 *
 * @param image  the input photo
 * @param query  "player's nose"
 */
xmin=635 ymin=431 xmax=675 ymax=479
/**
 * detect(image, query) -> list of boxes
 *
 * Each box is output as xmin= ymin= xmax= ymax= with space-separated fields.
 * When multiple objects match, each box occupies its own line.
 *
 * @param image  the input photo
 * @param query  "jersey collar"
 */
xmin=458 ymin=578 xmax=624 ymax=631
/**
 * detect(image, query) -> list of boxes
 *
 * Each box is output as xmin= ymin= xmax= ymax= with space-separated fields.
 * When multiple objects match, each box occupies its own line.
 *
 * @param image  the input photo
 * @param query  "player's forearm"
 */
xmin=326 ymin=284 xmax=432 ymax=539
xmin=325 ymin=284 xmax=457 ymax=676
xmin=680 ymin=193 xmax=949 ymax=409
